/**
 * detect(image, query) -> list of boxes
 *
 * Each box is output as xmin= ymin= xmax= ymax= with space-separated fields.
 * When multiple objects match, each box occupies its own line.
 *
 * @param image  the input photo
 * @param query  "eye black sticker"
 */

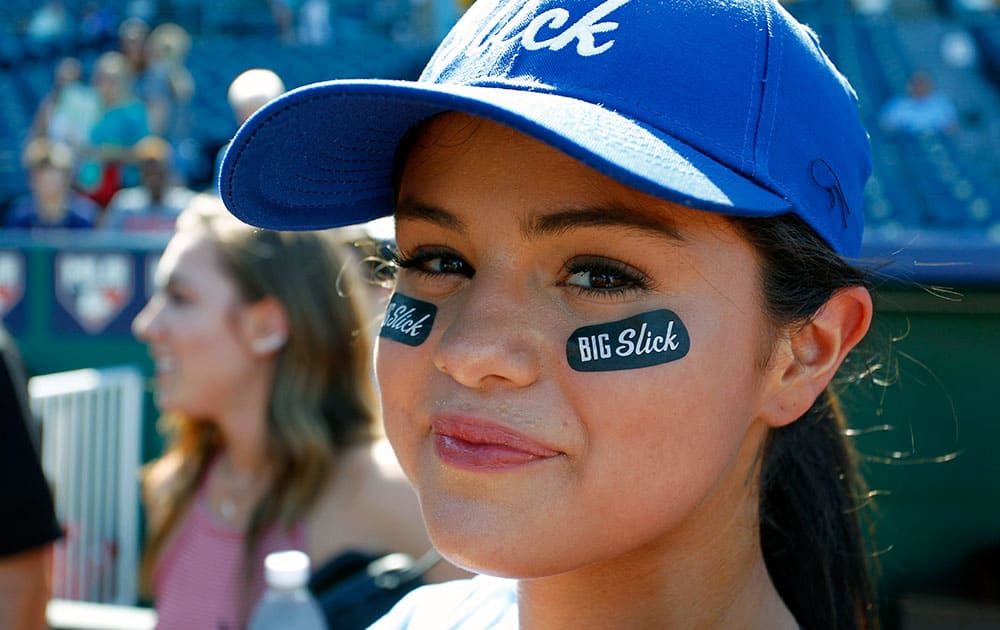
xmin=567 ymin=309 xmax=690 ymax=372
xmin=380 ymin=293 xmax=437 ymax=346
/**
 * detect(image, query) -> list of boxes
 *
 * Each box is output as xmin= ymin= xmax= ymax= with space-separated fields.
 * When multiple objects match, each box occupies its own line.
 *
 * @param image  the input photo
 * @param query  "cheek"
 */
xmin=374 ymin=337 xmax=428 ymax=477
xmin=571 ymin=367 xmax=752 ymax=493
xmin=563 ymin=316 xmax=765 ymax=528
xmin=172 ymin=316 xmax=253 ymax=388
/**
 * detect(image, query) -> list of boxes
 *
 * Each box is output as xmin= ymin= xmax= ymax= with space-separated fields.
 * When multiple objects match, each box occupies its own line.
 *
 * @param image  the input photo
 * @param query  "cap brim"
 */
xmin=221 ymin=79 xmax=792 ymax=231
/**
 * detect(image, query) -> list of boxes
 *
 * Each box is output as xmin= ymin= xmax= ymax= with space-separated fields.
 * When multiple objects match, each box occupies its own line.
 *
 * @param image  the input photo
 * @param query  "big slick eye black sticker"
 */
xmin=567 ymin=309 xmax=690 ymax=372
xmin=380 ymin=293 xmax=437 ymax=346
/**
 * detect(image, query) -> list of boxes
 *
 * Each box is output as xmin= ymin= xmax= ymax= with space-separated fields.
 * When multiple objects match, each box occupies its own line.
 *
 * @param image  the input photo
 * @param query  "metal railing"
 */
xmin=29 ymin=365 xmax=144 ymax=606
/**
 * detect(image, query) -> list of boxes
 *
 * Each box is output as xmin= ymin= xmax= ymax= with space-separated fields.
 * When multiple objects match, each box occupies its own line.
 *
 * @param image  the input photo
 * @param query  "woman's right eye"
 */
xmin=393 ymin=247 xmax=475 ymax=279
xmin=162 ymin=284 xmax=190 ymax=306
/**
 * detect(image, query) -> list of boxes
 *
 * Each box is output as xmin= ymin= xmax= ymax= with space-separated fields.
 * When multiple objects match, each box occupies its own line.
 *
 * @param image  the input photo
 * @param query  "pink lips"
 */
xmin=431 ymin=416 xmax=561 ymax=471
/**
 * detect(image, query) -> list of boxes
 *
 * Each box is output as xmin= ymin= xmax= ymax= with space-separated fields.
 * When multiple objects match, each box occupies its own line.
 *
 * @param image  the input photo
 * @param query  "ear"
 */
xmin=758 ymin=286 xmax=873 ymax=428
xmin=243 ymin=296 xmax=290 ymax=357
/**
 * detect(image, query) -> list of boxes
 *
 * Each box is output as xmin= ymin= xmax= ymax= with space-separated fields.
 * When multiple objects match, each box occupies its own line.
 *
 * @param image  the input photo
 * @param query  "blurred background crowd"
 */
xmin=0 ymin=0 xmax=998 ymax=235
xmin=0 ymin=0 xmax=468 ymax=230
xmin=0 ymin=0 xmax=999 ymax=628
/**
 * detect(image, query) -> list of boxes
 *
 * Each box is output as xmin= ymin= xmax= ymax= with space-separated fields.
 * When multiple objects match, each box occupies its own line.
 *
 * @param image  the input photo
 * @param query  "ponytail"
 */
xmin=760 ymin=389 xmax=876 ymax=629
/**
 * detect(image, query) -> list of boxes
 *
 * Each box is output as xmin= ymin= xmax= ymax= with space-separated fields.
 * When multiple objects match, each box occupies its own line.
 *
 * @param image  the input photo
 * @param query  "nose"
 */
xmin=431 ymin=279 xmax=544 ymax=390
xmin=132 ymin=296 xmax=163 ymax=342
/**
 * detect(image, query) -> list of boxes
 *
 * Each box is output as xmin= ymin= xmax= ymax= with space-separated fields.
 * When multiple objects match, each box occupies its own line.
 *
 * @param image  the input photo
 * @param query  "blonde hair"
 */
xmin=93 ymin=51 xmax=133 ymax=89
xmin=147 ymin=22 xmax=191 ymax=62
xmin=140 ymin=195 xmax=379 ymax=607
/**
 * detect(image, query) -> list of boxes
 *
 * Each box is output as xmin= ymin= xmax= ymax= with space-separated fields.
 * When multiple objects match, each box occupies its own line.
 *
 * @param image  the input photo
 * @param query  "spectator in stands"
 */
xmin=142 ymin=23 xmax=194 ymax=146
xmin=269 ymin=0 xmax=297 ymax=43
xmin=298 ymin=0 xmax=333 ymax=45
xmin=5 ymin=139 xmax=98 ymax=229
xmin=26 ymin=0 xmax=71 ymax=47
xmin=30 ymin=57 xmax=101 ymax=152
xmin=213 ymin=69 xmax=286 ymax=193
xmin=77 ymin=51 xmax=150 ymax=208
xmin=133 ymin=196 xmax=465 ymax=629
xmin=0 ymin=323 xmax=62 ymax=630
xmin=118 ymin=17 xmax=151 ymax=84
xmin=102 ymin=136 xmax=195 ymax=232
xmin=879 ymin=71 xmax=959 ymax=135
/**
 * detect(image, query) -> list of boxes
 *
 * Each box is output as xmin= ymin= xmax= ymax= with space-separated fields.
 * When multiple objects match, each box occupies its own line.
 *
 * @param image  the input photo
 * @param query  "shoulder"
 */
xmin=324 ymin=439 xmax=421 ymax=532
xmin=354 ymin=438 xmax=414 ymax=496
xmin=105 ymin=188 xmax=148 ymax=218
xmin=306 ymin=439 xmax=422 ymax=553
xmin=307 ymin=440 xmax=471 ymax=581
xmin=142 ymin=454 xmax=187 ymax=526
xmin=350 ymin=440 xmax=429 ymax=531
xmin=68 ymin=194 xmax=99 ymax=221
xmin=369 ymin=575 xmax=519 ymax=630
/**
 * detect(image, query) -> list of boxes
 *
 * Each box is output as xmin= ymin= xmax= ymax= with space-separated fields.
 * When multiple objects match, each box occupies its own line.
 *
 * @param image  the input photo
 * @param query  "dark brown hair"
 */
xmin=732 ymin=214 xmax=878 ymax=630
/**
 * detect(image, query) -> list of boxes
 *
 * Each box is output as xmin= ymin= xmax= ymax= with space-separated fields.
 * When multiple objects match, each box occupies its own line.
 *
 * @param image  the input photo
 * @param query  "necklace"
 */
xmin=219 ymin=497 xmax=238 ymax=521
xmin=214 ymin=455 xmax=263 ymax=524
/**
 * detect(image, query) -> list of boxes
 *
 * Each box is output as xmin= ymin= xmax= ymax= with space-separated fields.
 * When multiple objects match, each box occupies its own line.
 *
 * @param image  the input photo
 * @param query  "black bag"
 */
xmin=307 ymin=549 xmax=440 ymax=629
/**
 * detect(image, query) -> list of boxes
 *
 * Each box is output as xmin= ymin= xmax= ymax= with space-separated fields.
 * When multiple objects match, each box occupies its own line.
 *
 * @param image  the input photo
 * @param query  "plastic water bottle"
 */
xmin=247 ymin=550 xmax=327 ymax=630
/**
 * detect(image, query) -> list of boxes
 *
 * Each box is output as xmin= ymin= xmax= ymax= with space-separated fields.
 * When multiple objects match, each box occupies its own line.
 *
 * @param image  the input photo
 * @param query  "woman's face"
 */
xmin=378 ymin=114 xmax=778 ymax=577
xmin=133 ymin=231 xmax=260 ymax=420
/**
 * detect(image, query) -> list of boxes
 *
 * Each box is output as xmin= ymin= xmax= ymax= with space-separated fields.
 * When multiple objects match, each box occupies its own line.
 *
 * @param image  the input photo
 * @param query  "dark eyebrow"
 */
xmin=525 ymin=206 xmax=686 ymax=243
xmin=395 ymin=200 xmax=468 ymax=233
xmin=394 ymin=199 xmax=685 ymax=243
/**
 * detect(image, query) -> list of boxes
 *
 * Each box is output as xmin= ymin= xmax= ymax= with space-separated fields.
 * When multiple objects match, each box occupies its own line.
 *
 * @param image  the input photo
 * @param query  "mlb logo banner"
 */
xmin=52 ymin=252 xmax=141 ymax=335
xmin=0 ymin=250 xmax=27 ymax=334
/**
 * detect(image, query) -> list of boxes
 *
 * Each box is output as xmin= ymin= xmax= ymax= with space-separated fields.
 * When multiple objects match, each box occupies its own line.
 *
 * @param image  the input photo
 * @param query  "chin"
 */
xmin=421 ymin=495 xmax=584 ymax=579
xmin=154 ymin=391 xmax=175 ymax=411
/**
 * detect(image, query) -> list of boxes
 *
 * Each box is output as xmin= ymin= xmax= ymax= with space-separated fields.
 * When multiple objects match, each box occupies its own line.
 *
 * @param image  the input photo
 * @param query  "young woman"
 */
xmin=220 ymin=0 xmax=879 ymax=627
xmin=133 ymin=195 xmax=462 ymax=629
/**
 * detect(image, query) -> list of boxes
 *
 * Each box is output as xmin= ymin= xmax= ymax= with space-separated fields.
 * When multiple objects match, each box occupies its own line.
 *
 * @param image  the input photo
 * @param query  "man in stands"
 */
xmin=102 ymin=136 xmax=195 ymax=232
xmin=879 ymin=71 xmax=959 ymax=135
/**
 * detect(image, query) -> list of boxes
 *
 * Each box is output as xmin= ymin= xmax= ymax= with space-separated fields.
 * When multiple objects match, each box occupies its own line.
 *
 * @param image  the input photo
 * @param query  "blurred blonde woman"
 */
xmin=134 ymin=195 xmax=461 ymax=629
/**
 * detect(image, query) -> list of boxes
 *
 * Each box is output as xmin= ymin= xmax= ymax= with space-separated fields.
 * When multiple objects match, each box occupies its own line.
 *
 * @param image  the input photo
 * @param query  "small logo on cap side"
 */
xmin=810 ymin=159 xmax=851 ymax=228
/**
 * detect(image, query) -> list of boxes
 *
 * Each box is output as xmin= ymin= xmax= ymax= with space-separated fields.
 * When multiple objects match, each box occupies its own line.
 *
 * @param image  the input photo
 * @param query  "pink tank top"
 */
xmin=152 ymin=470 xmax=307 ymax=630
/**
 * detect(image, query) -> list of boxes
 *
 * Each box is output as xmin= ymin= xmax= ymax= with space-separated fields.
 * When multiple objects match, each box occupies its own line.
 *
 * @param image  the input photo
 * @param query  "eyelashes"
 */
xmin=393 ymin=246 xmax=652 ymax=299
xmin=392 ymin=246 xmax=475 ymax=279
xmin=562 ymin=255 xmax=652 ymax=298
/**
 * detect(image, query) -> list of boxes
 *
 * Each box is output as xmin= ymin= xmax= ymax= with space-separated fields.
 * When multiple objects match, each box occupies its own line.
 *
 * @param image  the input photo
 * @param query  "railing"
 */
xmin=47 ymin=599 xmax=157 ymax=630
xmin=28 ymin=365 xmax=144 ymax=606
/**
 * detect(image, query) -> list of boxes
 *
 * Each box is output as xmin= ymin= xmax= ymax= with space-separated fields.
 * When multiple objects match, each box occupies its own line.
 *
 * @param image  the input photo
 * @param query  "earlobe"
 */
xmin=246 ymin=296 xmax=290 ymax=357
xmin=760 ymin=286 xmax=873 ymax=428
xmin=252 ymin=332 xmax=287 ymax=355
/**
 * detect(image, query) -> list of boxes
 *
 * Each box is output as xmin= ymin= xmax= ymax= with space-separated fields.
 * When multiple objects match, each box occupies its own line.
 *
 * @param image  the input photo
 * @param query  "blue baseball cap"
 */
xmin=221 ymin=0 xmax=870 ymax=256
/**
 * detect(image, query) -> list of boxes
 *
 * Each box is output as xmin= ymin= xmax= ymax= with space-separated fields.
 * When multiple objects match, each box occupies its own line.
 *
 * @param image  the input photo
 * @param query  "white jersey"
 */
xmin=369 ymin=575 xmax=518 ymax=630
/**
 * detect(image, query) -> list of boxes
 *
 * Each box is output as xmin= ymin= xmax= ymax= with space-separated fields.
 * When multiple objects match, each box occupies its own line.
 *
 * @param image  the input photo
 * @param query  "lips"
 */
xmin=431 ymin=415 xmax=561 ymax=471
xmin=151 ymin=354 xmax=176 ymax=376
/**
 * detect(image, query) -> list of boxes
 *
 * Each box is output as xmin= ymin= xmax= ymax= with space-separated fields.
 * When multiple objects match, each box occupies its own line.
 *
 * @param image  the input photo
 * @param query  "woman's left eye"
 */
xmin=562 ymin=256 xmax=651 ymax=297
xmin=393 ymin=246 xmax=474 ymax=279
